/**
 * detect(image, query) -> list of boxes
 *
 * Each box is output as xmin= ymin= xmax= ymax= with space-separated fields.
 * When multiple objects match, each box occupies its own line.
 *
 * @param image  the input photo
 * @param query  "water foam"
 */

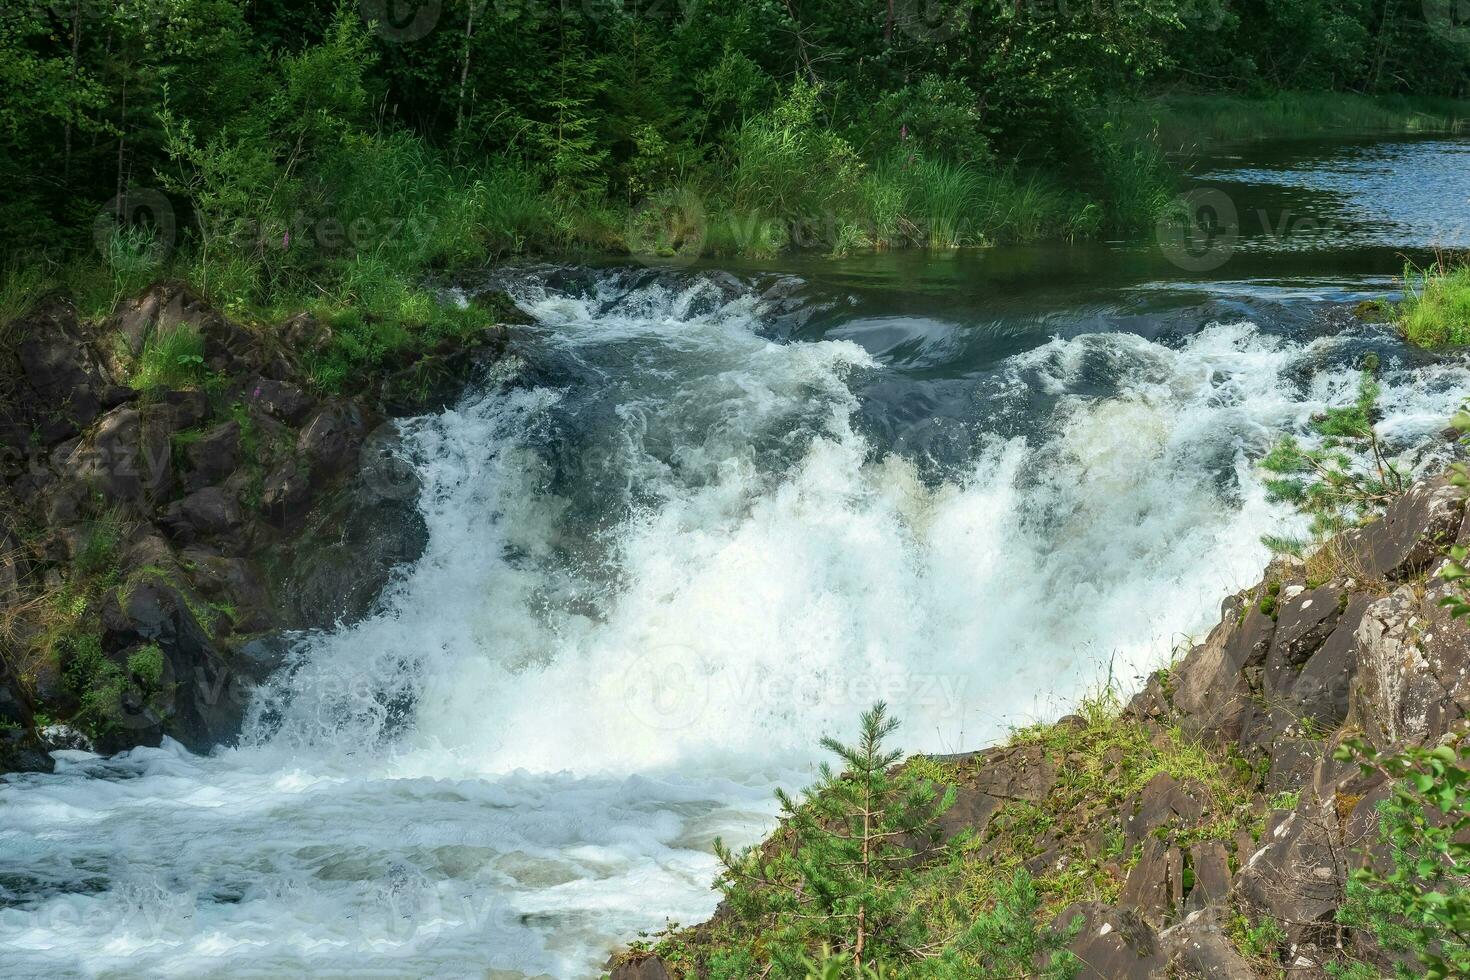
xmin=2 ymin=270 xmax=1465 ymax=978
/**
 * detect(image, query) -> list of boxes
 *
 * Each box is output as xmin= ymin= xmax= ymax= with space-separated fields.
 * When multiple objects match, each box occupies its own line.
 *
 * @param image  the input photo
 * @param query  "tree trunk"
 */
xmin=456 ymin=1 xmax=478 ymax=134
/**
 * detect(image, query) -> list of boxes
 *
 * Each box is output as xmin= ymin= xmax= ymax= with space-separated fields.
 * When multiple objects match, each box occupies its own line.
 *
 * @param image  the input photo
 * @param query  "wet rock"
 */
xmin=1056 ymin=902 xmax=1166 ymax=979
xmin=236 ymin=634 xmax=294 ymax=676
xmin=38 ymin=724 xmax=94 ymax=753
xmin=247 ymin=378 xmax=313 ymax=425
xmin=161 ymin=487 xmax=245 ymax=543
xmin=298 ymin=400 xmax=369 ymax=480
xmin=98 ymin=577 xmax=249 ymax=752
xmin=0 ymin=727 xmax=52 ymax=773
xmin=278 ymin=482 xmax=427 ymax=629
xmin=1337 ymin=477 xmax=1464 ymax=581
xmin=184 ymin=421 xmax=243 ymax=488
xmin=260 ymin=461 xmax=313 ymax=527
xmin=180 ymin=547 xmax=272 ymax=633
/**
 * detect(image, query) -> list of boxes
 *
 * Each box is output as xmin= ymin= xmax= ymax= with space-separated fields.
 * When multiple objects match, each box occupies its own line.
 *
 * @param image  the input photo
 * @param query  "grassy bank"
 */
xmin=1399 ymin=256 xmax=1470 ymax=348
xmin=1121 ymin=92 xmax=1470 ymax=152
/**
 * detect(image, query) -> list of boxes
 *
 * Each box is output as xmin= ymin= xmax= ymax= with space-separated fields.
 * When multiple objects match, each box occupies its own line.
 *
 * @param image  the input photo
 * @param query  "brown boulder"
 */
xmin=607 ymin=954 xmax=669 ymax=980
xmin=161 ymin=487 xmax=245 ymax=543
xmin=1233 ymin=799 xmax=1347 ymax=951
xmin=1160 ymin=909 xmax=1256 ymax=979
xmin=1057 ymin=902 xmax=1167 ymax=979
xmin=298 ymin=400 xmax=369 ymax=480
xmin=1122 ymin=773 xmax=1207 ymax=850
xmin=184 ymin=421 xmax=243 ymax=489
xmin=1168 ymin=600 xmax=1275 ymax=741
xmin=1337 ymin=477 xmax=1464 ymax=581
xmin=1120 ymin=838 xmax=1185 ymax=925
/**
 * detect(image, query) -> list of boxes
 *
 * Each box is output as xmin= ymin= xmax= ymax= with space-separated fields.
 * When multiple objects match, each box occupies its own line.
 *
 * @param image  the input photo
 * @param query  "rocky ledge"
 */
xmin=0 ymin=282 xmax=529 ymax=771
xmin=611 ymin=476 xmax=1470 ymax=979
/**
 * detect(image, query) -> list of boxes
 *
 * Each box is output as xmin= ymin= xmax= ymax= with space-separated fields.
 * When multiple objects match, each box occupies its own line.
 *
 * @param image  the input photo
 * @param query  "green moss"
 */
xmin=1257 ymin=580 xmax=1281 ymax=620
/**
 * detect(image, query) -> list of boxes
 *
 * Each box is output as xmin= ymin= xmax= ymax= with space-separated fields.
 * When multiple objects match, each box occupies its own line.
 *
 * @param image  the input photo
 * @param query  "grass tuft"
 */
xmin=1398 ymin=256 xmax=1470 ymax=349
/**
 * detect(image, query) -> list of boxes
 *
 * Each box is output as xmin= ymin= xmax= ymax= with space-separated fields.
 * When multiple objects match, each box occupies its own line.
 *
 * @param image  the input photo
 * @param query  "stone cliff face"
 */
xmin=612 ymin=475 xmax=1470 ymax=979
xmin=0 ymin=283 xmax=525 ymax=770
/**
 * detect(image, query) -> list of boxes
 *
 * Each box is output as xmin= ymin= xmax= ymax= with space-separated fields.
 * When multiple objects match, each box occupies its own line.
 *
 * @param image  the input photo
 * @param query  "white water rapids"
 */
xmin=2 ymin=269 xmax=1466 ymax=978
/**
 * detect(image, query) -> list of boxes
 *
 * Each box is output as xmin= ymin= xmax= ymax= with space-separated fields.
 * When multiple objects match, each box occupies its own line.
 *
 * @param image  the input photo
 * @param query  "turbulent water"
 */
xmin=4 ymin=138 xmax=1470 ymax=979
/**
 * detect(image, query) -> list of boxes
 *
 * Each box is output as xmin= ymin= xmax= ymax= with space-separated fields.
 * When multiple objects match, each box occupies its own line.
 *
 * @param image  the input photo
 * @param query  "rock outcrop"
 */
xmin=610 ymin=471 xmax=1470 ymax=978
xmin=0 ymin=283 xmax=524 ymax=770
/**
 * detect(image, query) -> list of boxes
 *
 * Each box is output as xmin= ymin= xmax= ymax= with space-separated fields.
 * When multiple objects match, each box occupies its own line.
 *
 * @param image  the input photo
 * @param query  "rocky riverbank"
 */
xmin=0 ymin=282 xmax=528 ymax=771
xmin=610 ymin=475 xmax=1470 ymax=978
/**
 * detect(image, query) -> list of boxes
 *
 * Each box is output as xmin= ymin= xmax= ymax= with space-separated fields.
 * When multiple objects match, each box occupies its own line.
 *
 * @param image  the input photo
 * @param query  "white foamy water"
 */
xmin=2 ymin=270 xmax=1465 ymax=978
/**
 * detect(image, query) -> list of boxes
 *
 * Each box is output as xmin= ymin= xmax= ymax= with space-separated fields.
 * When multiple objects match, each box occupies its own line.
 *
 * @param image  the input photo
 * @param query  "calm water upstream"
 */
xmin=3 ymin=137 xmax=1469 ymax=978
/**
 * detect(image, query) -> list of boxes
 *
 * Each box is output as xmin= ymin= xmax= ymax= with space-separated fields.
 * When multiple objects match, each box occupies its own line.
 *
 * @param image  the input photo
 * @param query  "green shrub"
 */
xmin=1334 ymin=737 xmax=1470 ymax=980
xmin=126 ymin=644 xmax=166 ymax=687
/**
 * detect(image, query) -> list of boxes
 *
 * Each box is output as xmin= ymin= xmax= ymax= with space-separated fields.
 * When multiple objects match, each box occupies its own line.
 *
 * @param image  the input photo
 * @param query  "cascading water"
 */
xmin=3 ymin=262 xmax=1467 ymax=979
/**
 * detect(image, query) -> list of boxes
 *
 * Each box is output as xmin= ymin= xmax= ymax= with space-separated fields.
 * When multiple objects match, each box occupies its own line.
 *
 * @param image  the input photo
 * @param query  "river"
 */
xmin=2 ymin=136 xmax=1468 ymax=978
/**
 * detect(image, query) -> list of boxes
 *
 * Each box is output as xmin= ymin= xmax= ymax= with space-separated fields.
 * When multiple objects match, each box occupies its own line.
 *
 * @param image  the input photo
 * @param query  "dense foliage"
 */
xmin=3 ymin=0 xmax=1470 ymax=334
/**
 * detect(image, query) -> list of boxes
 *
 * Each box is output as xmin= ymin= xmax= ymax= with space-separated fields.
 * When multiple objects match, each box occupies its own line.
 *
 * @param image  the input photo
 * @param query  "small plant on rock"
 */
xmin=1260 ymin=354 xmax=1407 ymax=555
xmin=713 ymin=702 xmax=1078 ymax=978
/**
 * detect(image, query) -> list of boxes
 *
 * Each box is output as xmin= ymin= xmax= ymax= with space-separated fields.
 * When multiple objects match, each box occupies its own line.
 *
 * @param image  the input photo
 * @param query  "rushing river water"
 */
xmin=3 ymin=137 xmax=1470 ymax=978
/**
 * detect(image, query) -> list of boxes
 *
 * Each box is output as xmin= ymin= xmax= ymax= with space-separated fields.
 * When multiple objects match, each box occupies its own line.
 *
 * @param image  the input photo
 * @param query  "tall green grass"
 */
xmin=130 ymin=325 xmax=207 ymax=393
xmin=0 ymin=262 xmax=49 ymax=338
xmin=1399 ymin=257 xmax=1470 ymax=348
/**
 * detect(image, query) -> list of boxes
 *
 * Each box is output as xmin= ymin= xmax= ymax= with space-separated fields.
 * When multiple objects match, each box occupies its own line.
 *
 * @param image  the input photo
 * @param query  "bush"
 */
xmin=1334 ymin=737 xmax=1470 ymax=980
